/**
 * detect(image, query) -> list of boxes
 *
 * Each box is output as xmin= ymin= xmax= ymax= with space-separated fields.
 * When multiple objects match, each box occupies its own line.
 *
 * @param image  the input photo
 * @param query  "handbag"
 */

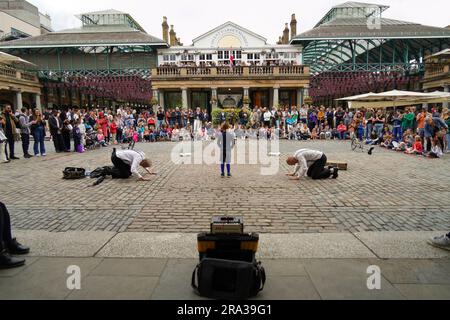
xmin=0 ymin=129 xmax=6 ymax=142
xmin=63 ymin=167 xmax=86 ymax=180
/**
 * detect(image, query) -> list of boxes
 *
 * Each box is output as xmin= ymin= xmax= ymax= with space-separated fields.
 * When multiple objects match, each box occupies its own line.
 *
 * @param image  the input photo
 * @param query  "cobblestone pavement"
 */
xmin=0 ymin=140 xmax=449 ymax=233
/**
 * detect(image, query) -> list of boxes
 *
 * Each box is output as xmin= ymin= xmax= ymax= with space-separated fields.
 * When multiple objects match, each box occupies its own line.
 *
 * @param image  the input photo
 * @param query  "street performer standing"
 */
xmin=286 ymin=149 xmax=339 ymax=180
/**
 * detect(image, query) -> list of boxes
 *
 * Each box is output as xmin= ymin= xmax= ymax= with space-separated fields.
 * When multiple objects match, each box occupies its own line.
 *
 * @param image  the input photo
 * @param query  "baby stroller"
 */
xmin=85 ymin=129 xmax=100 ymax=150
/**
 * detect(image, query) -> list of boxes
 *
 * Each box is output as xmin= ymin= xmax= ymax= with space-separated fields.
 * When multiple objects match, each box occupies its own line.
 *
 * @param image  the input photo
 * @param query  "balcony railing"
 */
xmin=156 ymin=67 xmax=180 ymax=76
xmin=249 ymin=66 xmax=274 ymax=75
xmin=0 ymin=63 xmax=38 ymax=82
xmin=424 ymin=64 xmax=450 ymax=79
xmin=186 ymin=67 xmax=212 ymax=76
xmin=0 ymin=64 xmax=17 ymax=78
xmin=152 ymin=65 xmax=309 ymax=78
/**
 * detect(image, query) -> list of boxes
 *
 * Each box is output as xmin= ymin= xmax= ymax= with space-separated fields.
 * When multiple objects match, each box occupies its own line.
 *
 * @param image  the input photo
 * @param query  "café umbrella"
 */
xmin=336 ymin=90 xmax=450 ymax=109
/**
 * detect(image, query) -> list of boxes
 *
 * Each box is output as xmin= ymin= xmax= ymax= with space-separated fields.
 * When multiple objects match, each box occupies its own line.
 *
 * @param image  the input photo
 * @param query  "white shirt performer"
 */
xmin=112 ymin=149 xmax=156 ymax=181
xmin=286 ymin=149 xmax=339 ymax=180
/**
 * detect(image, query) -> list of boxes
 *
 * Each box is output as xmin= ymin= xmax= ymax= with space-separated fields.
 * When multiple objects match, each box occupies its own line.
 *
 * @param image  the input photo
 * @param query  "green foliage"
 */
xmin=211 ymin=108 xmax=251 ymax=126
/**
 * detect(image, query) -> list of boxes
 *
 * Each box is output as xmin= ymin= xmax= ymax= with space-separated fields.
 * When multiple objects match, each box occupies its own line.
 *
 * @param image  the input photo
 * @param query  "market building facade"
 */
xmin=151 ymin=16 xmax=310 ymax=113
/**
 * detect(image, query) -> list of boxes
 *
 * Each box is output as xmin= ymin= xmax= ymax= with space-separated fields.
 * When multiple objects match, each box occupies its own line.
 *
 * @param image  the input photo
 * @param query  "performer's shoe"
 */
xmin=227 ymin=174 xmax=232 ymax=178
xmin=368 ymin=147 xmax=375 ymax=155
xmin=221 ymin=173 xmax=225 ymax=178
xmin=0 ymin=249 xmax=25 ymax=269
xmin=7 ymin=239 xmax=30 ymax=255
xmin=332 ymin=167 xmax=339 ymax=179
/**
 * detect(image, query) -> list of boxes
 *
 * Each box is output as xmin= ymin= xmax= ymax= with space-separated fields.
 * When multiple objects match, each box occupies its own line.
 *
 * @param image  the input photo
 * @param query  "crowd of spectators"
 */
xmin=1 ymin=102 xmax=449 ymax=163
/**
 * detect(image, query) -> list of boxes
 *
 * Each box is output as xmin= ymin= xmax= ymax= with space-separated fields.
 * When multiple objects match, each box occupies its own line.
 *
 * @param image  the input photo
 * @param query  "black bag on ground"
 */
xmin=192 ymin=258 xmax=265 ymax=300
xmin=63 ymin=167 xmax=86 ymax=180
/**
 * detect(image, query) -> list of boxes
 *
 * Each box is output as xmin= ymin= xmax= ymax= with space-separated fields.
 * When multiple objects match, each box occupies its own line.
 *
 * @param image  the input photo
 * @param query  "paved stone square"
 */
xmin=1 ymin=140 xmax=449 ymax=234
xmin=0 ymin=256 xmax=449 ymax=300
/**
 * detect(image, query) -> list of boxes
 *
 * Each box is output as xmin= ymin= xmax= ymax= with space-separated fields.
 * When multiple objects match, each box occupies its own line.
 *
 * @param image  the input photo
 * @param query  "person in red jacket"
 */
xmin=337 ymin=122 xmax=347 ymax=140
xmin=110 ymin=120 xmax=118 ymax=145
xmin=405 ymin=136 xmax=423 ymax=155
xmin=97 ymin=112 xmax=109 ymax=144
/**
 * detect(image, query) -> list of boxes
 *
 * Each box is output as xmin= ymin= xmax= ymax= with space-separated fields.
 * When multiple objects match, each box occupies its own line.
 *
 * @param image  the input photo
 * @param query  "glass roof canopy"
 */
xmin=292 ymin=2 xmax=450 ymax=74
xmin=77 ymin=9 xmax=146 ymax=33
xmin=314 ymin=2 xmax=389 ymax=28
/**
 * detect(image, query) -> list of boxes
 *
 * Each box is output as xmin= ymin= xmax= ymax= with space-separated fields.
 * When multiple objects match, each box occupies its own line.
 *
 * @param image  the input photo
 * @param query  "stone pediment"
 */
xmin=192 ymin=21 xmax=268 ymax=48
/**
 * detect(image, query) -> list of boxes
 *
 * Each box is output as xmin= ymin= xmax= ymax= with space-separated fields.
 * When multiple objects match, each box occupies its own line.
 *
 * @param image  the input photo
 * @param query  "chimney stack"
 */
xmin=162 ymin=16 xmax=169 ymax=44
xmin=283 ymin=23 xmax=290 ymax=44
xmin=277 ymin=36 xmax=283 ymax=45
xmin=290 ymin=14 xmax=297 ymax=39
xmin=169 ymin=25 xmax=176 ymax=46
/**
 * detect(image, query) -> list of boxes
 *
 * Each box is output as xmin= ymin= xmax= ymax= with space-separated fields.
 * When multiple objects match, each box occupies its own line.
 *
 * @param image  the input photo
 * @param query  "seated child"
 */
xmin=323 ymin=125 xmax=332 ymax=140
xmin=97 ymin=129 xmax=107 ymax=147
xmin=405 ymin=136 xmax=423 ymax=155
xmin=337 ymin=122 xmax=347 ymax=140
xmin=366 ymin=132 xmax=380 ymax=146
xmin=428 ymin=140 xmax=444 ymax=158
xmin=311 ymin=126 xmax=319 ymax=140
xmin=144 ymin=126 xmax=156 ymax=142
xmin=159 ymin=125 xmax=169 ymax=141
xmin=300 ymin=124 xmax=311 ymax=140
xmin=392 ymin=128 xmax=413 ymax=151
xmin=380 ymin=132 xmax=393 ymax=148
xmin=171 ymin=126 xmax=180 ymax=142
xmin=137 ymin=123 xmax=145 ymax=142
xmin=287 ymin=125 xmax=296 ymax=140
xmin=402 ymin=129 xmax=414 ymax=148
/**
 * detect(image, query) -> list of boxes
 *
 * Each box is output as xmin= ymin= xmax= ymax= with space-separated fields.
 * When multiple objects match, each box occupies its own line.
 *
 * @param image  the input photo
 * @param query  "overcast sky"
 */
xmin=29 ymin=0 xmax=449 ymax=44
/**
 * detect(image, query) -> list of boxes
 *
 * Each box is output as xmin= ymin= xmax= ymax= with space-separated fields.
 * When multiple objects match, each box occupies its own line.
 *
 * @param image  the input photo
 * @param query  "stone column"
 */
xmin=35 ymin=93 xmax=42 ymax=111
xmin=297 ymin=88 xmax=303 ymax=107
xmin=15 ymin=91 xmax=23 ymax=111
xmin=444 ymin=85 xmax=449 ymax=109
xmin=243 ymin=87 xmax=250 ymax=108
xmin=182 ymin=88 xmax=188 ymax=110
xmin=159 ymin=91 xmax=165 ymax=109
xmin=273 ymin=86 xmax=280 ymax=108
xmin=152 ymin=89 xmax=159 ymax=102
xmin=211 ymin=87 xmax=218 ymax=110
xmin=243 ymin=87 xmax=249 ymax=99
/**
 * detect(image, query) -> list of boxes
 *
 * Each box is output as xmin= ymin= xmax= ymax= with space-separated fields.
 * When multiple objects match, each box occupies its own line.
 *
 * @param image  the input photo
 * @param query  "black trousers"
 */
xmin=307 ymin=154 xmax=332 ymax=180
xmin=0 ymin=202 xmax=13 ymax=251
xmin=5 ymin=134 xmax=15 ymax=159
xmin=52 ymin=133 xmax=65 ymax=152
xmin=21 ymin=133 xmax=30 ymax=156
xmin=62 ymin=132 xmax=71 ymax=151
xmin=111 ymin=150 xmax=132 ymax=179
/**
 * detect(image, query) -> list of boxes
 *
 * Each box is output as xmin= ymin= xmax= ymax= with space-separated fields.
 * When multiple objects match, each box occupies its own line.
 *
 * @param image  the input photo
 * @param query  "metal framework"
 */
xmin=302 ymin=38 xmax=446 ymax=75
